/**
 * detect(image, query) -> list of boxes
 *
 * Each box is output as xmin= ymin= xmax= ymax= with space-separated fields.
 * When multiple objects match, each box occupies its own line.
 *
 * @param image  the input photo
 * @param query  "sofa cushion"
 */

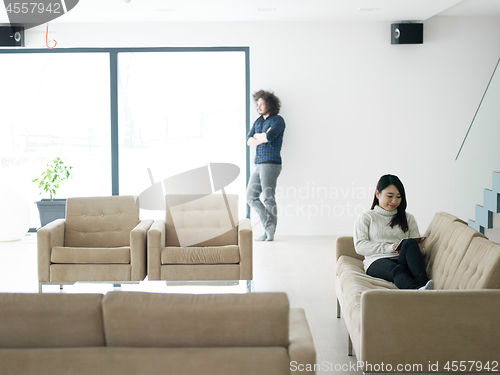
xmin=423 ymin=214 xmax=465 ymax=272
xmin=161 ymin=246 xmax=240 ymax=264
xmin=336 ymin=256 xmax=397 ymax=290
xmin=65 ymin=196 xmax=139 ymax=248
xmin=51 ymin=247 xmax=130 ymax=264
xmin=448 ymin=236 xmax=500 ymax=289
xmin=102 ymin=292 xmax=289 ymax=348
xmin=0 ymin=294 xmax=105 ymax=348
xmin=424 ymin=221 xmax=485 ymax=289
xmin=336 ymin=256 xmax=397 ymax=332
xmin=423 ymin=212 xmax=466 ymax=239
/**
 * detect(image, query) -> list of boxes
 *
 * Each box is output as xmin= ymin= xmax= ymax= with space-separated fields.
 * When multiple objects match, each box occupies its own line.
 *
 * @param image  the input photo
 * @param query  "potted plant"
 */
xmin=32 ymin=156 xmax=73 ymax=228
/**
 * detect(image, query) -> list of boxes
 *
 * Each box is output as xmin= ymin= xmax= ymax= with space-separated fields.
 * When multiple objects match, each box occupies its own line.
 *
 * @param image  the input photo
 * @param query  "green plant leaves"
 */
xmin=32 ymin=156 xmax=73 ymax=200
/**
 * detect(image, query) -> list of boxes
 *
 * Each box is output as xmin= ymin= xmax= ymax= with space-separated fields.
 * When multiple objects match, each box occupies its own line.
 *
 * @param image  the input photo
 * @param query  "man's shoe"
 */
xmin=255 ymin=233 xmax=267 ymax=241
xmin=265 ymin=227 xmax=275 ymax=241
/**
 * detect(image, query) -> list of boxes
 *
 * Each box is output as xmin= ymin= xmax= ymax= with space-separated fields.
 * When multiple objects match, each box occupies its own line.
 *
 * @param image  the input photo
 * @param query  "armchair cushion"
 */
xmin=165 ymin=194 xmax=238 ymax=247
xmin=65 ymin=196 xmax=139 ymax=248
xmin=51 ymin=247 xmax=131 ymax=264
xmin=50 ymin=265 xmax=131 ymax=282
xmin=161 ymin=245 xmax=240 ymax=264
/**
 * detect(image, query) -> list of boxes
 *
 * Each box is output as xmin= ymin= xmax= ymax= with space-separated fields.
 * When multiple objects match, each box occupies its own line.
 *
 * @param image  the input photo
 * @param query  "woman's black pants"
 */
xmin=366 ymin=239 xmax=429 ymax=289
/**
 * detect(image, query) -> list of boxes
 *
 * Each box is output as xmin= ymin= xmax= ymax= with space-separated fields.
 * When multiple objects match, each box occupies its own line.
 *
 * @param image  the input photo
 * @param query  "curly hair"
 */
xmin=252 ymin=90 xmax=281 ymax=115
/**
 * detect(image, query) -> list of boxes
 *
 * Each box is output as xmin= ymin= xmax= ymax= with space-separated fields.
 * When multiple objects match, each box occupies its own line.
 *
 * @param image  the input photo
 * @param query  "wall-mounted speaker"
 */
xmin=0 ymin=26 xmax=25 ymax=47
xmin=391 ymin=23 xmax=423 ymax=44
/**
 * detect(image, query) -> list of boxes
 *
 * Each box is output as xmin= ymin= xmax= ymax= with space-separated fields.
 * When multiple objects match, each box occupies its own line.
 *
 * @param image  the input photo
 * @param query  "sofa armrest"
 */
xmin=360 ymin=289 xmax=500 ymax=372
xmin=238 ymin=218 xmax=253 ymax=280
xmin=130 ymin=219 xmax=154 ymax=281
xmin=37 ymin=219 xmax=65 ymax=282
xmin=336 ymin=236 xmax=364 ymax=263
xmin=147 ymin=220 xmax=166 ymax=280
xmin=289 ymin=308 xmax=316 ymax=374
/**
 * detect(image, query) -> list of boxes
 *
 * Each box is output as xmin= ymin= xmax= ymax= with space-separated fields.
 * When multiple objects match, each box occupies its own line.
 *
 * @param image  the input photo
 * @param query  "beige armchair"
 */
xmin=37 ymin=196 xmax=153 ymax=293
xmin=147 ymin=194 xmax=253 ymax=291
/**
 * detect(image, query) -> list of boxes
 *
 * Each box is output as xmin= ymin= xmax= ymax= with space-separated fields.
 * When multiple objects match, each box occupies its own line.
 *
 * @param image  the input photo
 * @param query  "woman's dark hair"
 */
xmin=252 ymin=90 xmax=281 ymax=115
xmin=371 ymin=174 xmax=409 ymax=232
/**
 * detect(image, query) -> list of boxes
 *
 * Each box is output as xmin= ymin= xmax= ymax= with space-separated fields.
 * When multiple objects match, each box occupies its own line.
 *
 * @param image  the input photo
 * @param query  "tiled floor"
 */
xmin=0 ymin=233 xmax=362 ymax=375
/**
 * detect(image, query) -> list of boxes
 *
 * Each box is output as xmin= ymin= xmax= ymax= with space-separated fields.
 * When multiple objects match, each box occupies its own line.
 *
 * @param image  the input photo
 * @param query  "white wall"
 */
xmin=25 ymin=16 xmax=500 ymax=235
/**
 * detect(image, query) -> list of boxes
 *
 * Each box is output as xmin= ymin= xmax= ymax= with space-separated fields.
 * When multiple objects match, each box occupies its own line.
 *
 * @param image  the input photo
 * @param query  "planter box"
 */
xmin=35 ymin=199 xmax=66 ymax=228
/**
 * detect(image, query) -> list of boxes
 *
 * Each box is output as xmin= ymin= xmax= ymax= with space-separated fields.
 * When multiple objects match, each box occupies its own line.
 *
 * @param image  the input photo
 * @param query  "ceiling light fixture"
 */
xmin=358 ymin=8 xmax=379 ymax=11
xmin=156 ymin=9 xmax=176 ymax=12
xmin=257 ymin=8 xmax=276 ymax=11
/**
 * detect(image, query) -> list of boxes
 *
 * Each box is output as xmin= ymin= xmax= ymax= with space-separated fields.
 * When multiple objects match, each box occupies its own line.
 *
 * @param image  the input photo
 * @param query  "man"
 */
xmin=246 ymin=90 xmax=286 ymax=241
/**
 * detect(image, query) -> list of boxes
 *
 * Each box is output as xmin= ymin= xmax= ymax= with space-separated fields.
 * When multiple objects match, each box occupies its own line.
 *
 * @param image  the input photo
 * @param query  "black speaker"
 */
xmin=391 ymin=23 xmax=423 ymax=44
xmin=0 ymin=26 xmax=25 ymax=47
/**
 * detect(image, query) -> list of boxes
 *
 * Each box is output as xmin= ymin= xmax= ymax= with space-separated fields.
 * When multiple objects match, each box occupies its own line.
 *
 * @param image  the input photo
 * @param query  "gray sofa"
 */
xmin=336 ymin=212 xmax=500 ymax=373
xmin=0 ymin=291 xmax=316 ymax=375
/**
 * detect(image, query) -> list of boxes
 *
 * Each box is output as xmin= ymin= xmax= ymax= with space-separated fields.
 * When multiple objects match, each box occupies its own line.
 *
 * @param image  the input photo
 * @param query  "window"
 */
xmin=0 ymin=52 xmax=110 ymax=228
xmin=0 ymin=48 xmax=249 ymax=228
xmin=118 ymin=51 xmax=247 ymax=218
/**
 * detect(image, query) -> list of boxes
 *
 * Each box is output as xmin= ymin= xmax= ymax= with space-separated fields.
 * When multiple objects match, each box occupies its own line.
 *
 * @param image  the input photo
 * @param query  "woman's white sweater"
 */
xmin=353 ymin=205 xmax=421 ymax=271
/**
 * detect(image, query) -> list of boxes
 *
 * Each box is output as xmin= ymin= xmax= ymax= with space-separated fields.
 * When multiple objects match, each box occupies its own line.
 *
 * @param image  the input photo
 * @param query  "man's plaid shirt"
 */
xmin=247 ymin=114 xmax=286 ymax=164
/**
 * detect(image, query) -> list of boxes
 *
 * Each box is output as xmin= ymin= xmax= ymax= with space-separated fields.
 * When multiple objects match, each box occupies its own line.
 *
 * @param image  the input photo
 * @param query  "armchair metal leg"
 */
xmin=113 ymin=284 xmax=121 ymax=288
xmin=246 ymin=280 xmax=252 ymax=293
xmin=337 ymin=298 xmax=341 ymax=318
xmin=39 ymin=282 xmax=43 ymax=294
xmin=348 ymin=333 xmax=353 ymax=356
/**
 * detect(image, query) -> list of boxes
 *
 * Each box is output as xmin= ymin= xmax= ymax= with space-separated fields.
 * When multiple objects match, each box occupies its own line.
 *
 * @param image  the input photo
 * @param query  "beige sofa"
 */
xmin=0 ymin=291 xmax=315 ymax=375
xmin=336 ymin=212 xmax=500 ymax=374
xmin=37 ymin=196 xmax=153 ymax=292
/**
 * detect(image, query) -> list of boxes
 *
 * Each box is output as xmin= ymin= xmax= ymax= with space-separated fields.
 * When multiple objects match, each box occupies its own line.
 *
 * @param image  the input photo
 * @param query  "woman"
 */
xmin=353 ymin=174 xmax=434 ymax=290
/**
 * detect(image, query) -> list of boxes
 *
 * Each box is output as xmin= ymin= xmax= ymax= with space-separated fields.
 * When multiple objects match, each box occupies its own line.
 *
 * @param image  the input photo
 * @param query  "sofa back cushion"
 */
xmin=65 ymin=196 xmax=139 ymax=248
xmin=423 ymin=212 xmax=465 ymax=268
xmin=423 ymin=212 xmax=466 ymax=238
xmin=0 ymin=294 xmax=105 ymax=348
xmin=102 ymin=292 xmax=289 ymax=348
xmin=448 ymin=236 xmax=500 ymax=289
xmin=165 ymin=194 xmax=238 ymax=247
xmin=425 ymin=220 xmax=485 ymax=289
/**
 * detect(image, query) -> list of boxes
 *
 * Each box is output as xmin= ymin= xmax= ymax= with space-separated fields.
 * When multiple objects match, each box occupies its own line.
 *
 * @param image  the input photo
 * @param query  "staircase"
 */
xmin=468 ymin=171 xmax=500 ymax=244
